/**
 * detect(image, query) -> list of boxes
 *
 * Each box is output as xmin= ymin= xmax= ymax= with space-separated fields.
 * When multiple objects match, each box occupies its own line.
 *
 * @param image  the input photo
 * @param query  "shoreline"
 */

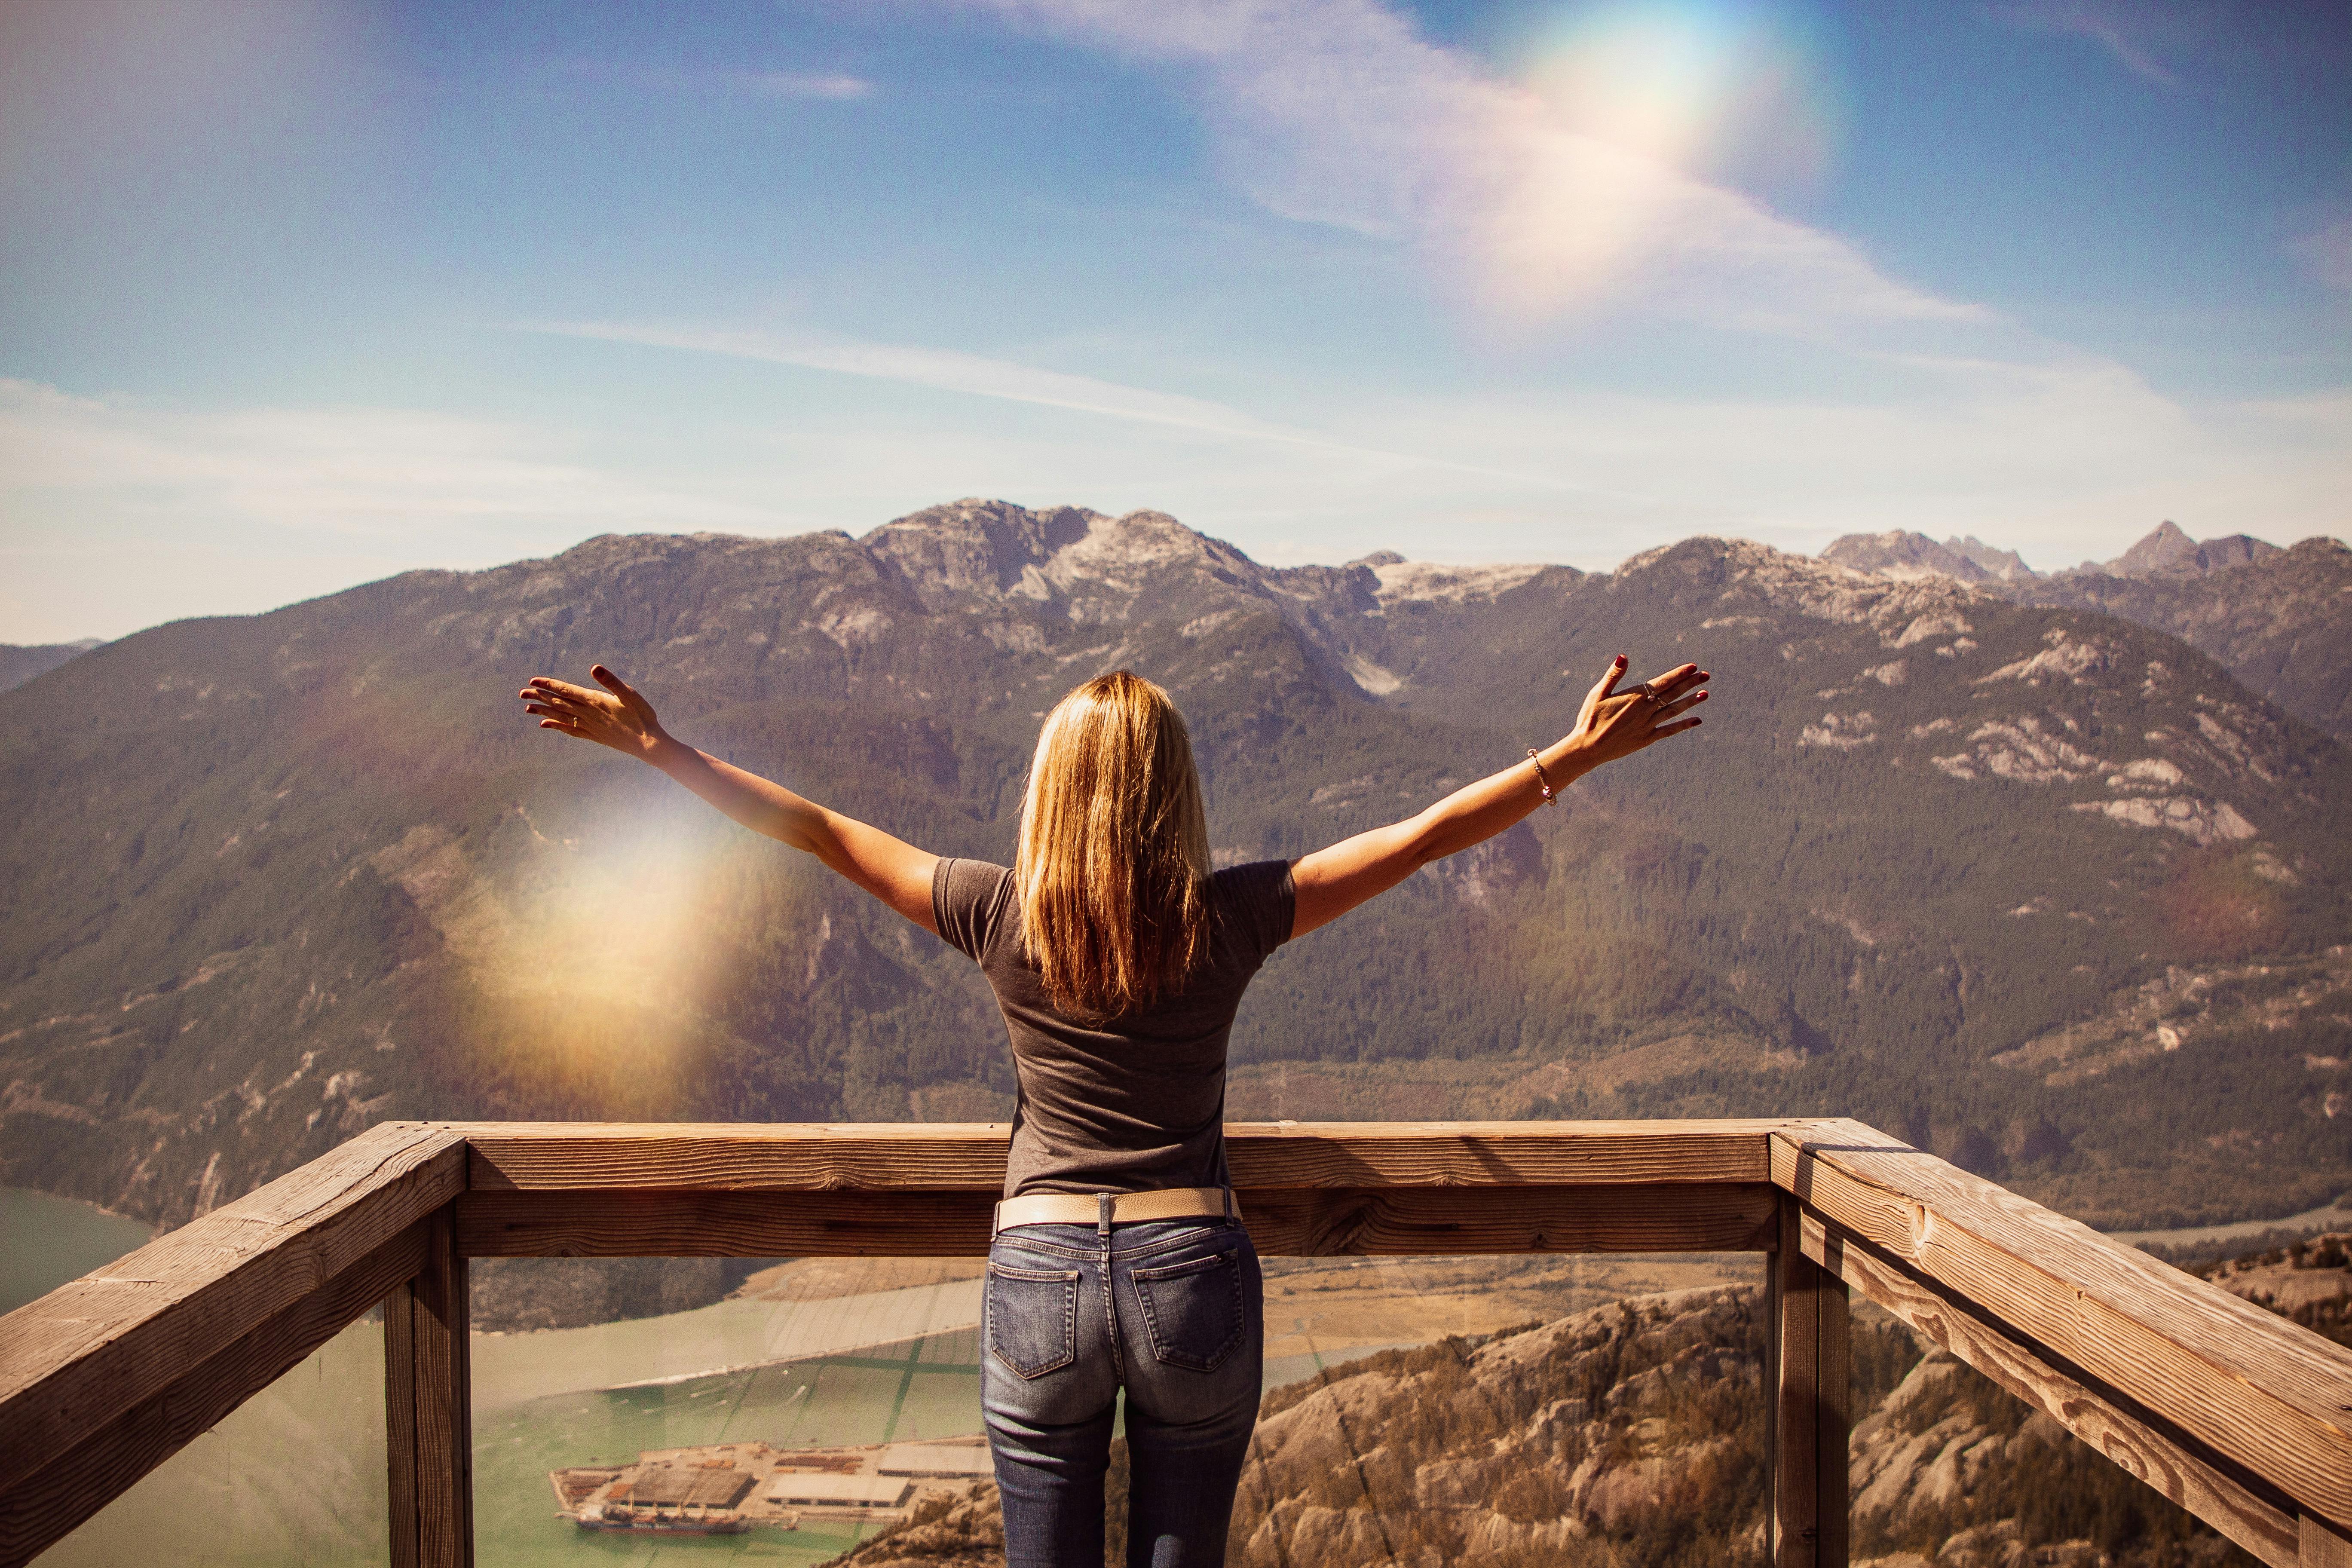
xmin=0 ymin=1184 xmax=163 ymax=1237
xmin=2105 ymin=1194 xmax=2352 ymax=1252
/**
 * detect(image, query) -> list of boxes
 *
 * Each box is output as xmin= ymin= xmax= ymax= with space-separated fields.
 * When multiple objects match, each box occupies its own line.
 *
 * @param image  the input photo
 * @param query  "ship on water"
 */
xmin=550 ymin=1436 xmax=993 ymax=1535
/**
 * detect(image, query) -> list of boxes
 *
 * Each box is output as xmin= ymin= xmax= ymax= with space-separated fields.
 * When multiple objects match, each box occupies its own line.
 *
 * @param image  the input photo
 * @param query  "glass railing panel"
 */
xmin=469 ymin=1250 xmax=1776 ymax=1567
xmin=1221 ymin=1250 xmax=1769 ymax=1568
xmin=470 ymin=1255 xmax=986 ymax=1567
xmin=40 ymin=1313 xmax=389 ymax=1567
xmin=1847 ymin=1299 xmax=2261 ymax=1567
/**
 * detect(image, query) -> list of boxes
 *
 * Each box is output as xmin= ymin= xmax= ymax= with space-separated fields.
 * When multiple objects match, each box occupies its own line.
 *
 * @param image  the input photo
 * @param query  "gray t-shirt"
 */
xmin=931 ymin=856 xmax=1295 ymax=1198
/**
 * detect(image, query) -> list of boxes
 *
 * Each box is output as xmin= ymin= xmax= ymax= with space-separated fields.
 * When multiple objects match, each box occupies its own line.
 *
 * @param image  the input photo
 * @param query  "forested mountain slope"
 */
xmin=2 ymin=500 xmax=2346 ymax=1229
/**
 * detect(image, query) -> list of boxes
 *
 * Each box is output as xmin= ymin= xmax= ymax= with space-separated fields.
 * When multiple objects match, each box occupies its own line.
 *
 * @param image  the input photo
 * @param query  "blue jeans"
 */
xmin=982 ymin=1217 xmax=1263 ymax=1568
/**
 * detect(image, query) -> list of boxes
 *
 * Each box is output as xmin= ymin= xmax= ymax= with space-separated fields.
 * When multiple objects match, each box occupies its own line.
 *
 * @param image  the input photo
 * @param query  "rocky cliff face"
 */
xmin=3 ymin=501 xmax=2347 ymax=1229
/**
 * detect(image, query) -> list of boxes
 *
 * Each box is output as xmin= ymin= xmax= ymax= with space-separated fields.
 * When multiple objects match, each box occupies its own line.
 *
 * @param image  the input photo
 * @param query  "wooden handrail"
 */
xmin=1775 ymin=1121 xmax=2352 ymax=1567
xmin=0 ymin=1117 xmax=2344 ymax=1568
xmin=452 ymin=1116 xmax=1798 ymax=1189
xmin=449 ymin=1118 xmax=1799 ymax=1261
xmin=0 ymin=1122 xmax=466 ymax=1566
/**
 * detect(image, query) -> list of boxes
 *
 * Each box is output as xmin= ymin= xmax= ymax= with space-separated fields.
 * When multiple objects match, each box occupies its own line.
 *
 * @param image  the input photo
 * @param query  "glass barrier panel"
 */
xmin=40 ymin=1312 xmax=389 ymax=1567
xmin=1846 ymin=1298 xmax=2262 ymax=1568
xmin=1227 ymin=1250 xmax=1767 ymax=1568
xmin=471 ymin=1255 xmax=986 ymax=1566
xmin=468 ymin=1250 xmax=1775 ymax=1567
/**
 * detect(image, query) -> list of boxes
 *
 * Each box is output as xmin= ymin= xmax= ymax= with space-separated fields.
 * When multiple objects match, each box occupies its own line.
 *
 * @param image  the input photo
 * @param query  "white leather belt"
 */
xmin=993 ymin=1186 xmax=1240 ymax=1235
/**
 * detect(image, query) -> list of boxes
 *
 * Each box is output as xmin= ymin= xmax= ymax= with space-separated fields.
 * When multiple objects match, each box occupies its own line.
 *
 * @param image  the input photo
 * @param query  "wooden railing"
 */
xmin=2 ymin=1118 xmax=2347 ymax=1567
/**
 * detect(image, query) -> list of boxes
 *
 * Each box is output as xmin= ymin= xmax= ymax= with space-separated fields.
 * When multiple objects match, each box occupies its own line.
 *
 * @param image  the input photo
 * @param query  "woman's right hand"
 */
xmin=1565 ymin=655 xmax=1708 ymax=769
xmin=518 ymin=665 xmax=673 ymax=760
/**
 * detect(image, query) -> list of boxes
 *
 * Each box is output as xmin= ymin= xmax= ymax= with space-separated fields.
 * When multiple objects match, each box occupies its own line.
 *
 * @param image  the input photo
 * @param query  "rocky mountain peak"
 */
xmin=1817 ymin=530 xmax=2035 ymax=585
xmin=856 ymin=499 xmax=1285 ymax=616
xmin=1945 ymin=535 xmax=2037 ymax=581
xmin=861 ymin=498 xmax=1102 ymax=601
xmin=1822 ymin=530 xmax=2003 ymax=584
xmin=2103 ymin=521 xmax=2279 ymax=580
xmin=2107 ymin=520 xmax=2196 ymax=576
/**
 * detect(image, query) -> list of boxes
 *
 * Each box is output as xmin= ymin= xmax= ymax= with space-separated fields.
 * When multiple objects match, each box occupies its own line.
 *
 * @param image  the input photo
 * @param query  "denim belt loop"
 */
xmin=1096 ymin=1191 xmax=1114 ymax=1237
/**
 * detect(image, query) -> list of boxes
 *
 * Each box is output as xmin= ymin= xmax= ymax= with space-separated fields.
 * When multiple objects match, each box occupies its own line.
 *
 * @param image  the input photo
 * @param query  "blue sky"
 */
xmin=3 ymin=0 xmax=2346 ymax=642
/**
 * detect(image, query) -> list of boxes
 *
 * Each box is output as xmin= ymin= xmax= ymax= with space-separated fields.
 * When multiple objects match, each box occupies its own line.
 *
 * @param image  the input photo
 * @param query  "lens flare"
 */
xmin=375 ymin=792 xmax=824 ymax=1119
xmin=1516 ymin=1 xmax=1843 ymax=192
xmin=1451 ymin=0 xmax=1850 ymax=322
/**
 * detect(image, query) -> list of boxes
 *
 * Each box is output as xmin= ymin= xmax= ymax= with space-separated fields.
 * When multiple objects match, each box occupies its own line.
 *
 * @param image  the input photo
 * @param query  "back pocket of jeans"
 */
xmin=1131 ymin=1250 xmax=1244 ymax=1372
xmin=986 ymin=1262 xmax=1080 ymax=1378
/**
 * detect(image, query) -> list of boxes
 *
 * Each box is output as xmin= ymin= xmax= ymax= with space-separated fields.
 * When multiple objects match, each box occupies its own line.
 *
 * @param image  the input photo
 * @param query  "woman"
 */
xmin=518 ymin=652 xmax=1707 ymax=1567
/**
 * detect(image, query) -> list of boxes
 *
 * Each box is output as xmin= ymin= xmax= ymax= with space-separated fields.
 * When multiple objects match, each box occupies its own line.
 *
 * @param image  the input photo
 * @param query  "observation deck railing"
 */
xmin=2 ymin=1118 xmax=2347 ymax=1567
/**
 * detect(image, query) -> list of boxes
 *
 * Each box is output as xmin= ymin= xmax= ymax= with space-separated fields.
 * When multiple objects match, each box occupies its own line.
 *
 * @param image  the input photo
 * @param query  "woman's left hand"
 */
xmin=1566 ymin=655 xmax=1709 ymax=769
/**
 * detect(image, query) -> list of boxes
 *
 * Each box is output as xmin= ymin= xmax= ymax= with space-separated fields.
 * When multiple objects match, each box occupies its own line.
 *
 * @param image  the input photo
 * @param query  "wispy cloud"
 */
xmin=0 ymin=378 xmax=761 ymax=535
xmin=0 ymin=378 xmax=787 ymax=638
xmin=738 ymin=70 xmax=872 ymax=101
xmin=525 ymin=319 xmax=1615 ymax=493
xmin=1986 ymin=1 xmax=2181 ymax=86
xmin=537 ymin=322 xmax=1323 ymax=442
xmin=557 ymin=61 xmax=873 ymax=102
xmin=959 ymin=0 xmax=1981 ymax=334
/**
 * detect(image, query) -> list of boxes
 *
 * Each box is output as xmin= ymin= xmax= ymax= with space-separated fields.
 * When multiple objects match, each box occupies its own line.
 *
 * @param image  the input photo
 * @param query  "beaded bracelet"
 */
xmin=1526 ymin=748 xmax=1558 ymax=807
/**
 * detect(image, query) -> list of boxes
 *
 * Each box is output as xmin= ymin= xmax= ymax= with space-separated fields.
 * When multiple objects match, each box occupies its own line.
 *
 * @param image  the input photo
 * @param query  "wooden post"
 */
xmin=385 ymin=1206 xmax=472 ymax=1568
xmin=1772 ymin=1195 xmax=1850 ymax=1568
xmin=1814 ymin=1213 xmax=1851 ymax=1568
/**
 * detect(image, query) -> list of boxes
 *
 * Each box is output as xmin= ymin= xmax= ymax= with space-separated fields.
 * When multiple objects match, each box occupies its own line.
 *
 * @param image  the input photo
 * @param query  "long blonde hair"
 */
xmin=1016 ymin=670 xmax=1212 ymax=1018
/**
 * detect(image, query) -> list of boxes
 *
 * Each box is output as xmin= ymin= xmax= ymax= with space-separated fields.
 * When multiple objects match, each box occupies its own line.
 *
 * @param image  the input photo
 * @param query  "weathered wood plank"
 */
xmin=386 ymin=1207 xmax=472 ymax=1568
xmin=454 ymin=1120 xmax=1795 ymax=1193
xmin=0 ymin=1123 xmax=468 ymax=1497
xmin=1800 ymin=1207 xmax=2301 ymax=1568
xmin=453 ymin=1183 xmax=1780 ymax=1259
xmin=1231 ymin=1122 xmax=1789 ymax=1189
xmin=1247 ymin=1183 xmax=1779 ymax=1256
xmin=0 ymin=1218 xmax=430 ymax=1568
xmin=455 ymin=1190 xmax=999 ymax=1257
xmin=1774 ymin=1122 xmax=2352 ymax=1533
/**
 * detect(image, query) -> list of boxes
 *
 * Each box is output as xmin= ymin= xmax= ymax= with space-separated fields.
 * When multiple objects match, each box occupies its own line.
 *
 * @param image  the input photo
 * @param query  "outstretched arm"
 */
xmin=1288 ymin=655 xmax=1708 ymax=940
xmin=520 ymin=665 xmax=939 ymax=931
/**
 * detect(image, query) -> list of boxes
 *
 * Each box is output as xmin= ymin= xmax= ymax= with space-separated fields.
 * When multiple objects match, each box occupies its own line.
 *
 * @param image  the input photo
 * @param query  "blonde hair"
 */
xmin=1016 ymin=670 xmax=1212 ymax=1018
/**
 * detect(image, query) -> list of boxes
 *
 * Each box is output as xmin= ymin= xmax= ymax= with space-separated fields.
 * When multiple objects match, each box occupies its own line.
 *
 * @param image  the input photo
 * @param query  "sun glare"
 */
xmin=1517 ymin=0 xmax=1841 ymax=190
xmin=449 ymin=802 xmax=792 ymax=1115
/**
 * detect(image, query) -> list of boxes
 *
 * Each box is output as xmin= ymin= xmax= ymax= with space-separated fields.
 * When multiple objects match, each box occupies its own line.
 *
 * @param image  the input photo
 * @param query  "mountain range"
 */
xmin=2 ymin=501 xmax=2347 ymax=1231
xmin=1822 ymin=523 xmax=2351 ymax=743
